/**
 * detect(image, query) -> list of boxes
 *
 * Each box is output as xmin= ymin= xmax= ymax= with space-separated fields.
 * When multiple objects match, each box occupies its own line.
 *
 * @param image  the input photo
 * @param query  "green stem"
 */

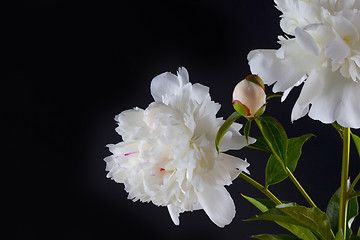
xmin=349 ymin=172 xmax=360 ymax=193
xmin=285 ymin=167 xmax=317 ymax=208
xmin=254 ymin=118 xmax=317 ymax=208
xmin=339 ymin=127 xmax=350 ymax=237
xmin=239 ymin=173 xmax=282 ymax=205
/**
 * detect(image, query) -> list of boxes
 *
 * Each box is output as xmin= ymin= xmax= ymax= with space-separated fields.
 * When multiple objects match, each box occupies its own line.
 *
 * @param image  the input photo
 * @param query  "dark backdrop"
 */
xmin=5 ymin=0 xmax=359 ymax=239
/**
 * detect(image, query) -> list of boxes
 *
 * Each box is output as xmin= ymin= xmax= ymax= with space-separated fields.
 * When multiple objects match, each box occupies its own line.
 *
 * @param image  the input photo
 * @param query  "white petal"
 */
xmin=167 ymin=204 xmax=180 ymax=225
xmin=218 ymin=122 xmax=255 ymax=152
xmin=196 ymin=183 xmax=236 ymax=227
xmin=191 ymin=83 xmax=210 ymax=104
xmin=219 ymin=153 xmax=250 ymax=180
xmin=291 ymin=70 xmax=323 ymax=122
xmin=114 ymin=108 xmax=145 ymax=140
xmin=325 ymin=32 xmax=350 ymax=62
xmin=177 ymin=67 xmax=190 ymax=86
xmin=150 ymin=72 xmax=181 ymax=102
xmin=248 ymin=49 xmax=306 ymax=93
xmin=307 ymin=69 xmax=360 ymax=128
xmin=294 ymin=27 xmax=320 ymax=56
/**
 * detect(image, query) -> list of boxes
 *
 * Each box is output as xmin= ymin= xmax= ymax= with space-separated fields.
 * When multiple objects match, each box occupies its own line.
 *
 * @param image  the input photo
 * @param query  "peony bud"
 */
xmin=232 ymin=75 xmax=266 ymax=118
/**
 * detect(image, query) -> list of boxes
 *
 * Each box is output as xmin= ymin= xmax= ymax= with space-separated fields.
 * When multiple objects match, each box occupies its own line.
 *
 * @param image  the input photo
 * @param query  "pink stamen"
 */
xmin=124 ymin=151 xmax=138 ymax=156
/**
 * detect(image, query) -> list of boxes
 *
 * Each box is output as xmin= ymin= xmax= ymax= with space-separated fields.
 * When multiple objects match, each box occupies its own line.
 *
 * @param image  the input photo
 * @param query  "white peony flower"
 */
xmin=248 ymin=0 xmax=360 ymax=128
xmin=105 ymin=67 xmax=254 ymax=227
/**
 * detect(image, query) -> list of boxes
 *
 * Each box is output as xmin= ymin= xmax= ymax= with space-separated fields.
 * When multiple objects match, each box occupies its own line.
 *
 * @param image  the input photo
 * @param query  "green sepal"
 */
xmin=251 ymin=234 xmax=301 ymax=240
xmin=332 ymin=122 xmax=344 ymax=139
xmin=254 ymin=104 xmax=266 ymax=118
xmin=215 ymin=111 xmax=241 ymax=153
xmin=246 ymin=74 xmax=265 ymax=90
xmin=265 ymin=134 xmax=314 ymax=187
xmin=233 ymin=100 xmax=251 ymax=117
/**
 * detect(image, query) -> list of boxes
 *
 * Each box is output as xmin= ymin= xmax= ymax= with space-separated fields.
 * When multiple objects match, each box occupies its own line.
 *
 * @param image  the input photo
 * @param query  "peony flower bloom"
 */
xmin=104 ymin=67 xmax=254 ymax=227
xmin=232 ymin=75 xmax=266 ymax=118
xmin=248 ymin=0 xmax=360 ymax=128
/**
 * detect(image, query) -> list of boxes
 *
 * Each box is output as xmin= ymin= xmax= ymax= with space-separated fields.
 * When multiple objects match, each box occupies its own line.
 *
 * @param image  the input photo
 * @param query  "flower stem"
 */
xmin=339 ymin=127 xmax=351 ymax=237
xmin=239 ymin=173 xmax=282 ymax=205
xmin=349 ymin=172 xmax=360 ymax=193
xmin=285 ymin=167 xmax=317 ymax=208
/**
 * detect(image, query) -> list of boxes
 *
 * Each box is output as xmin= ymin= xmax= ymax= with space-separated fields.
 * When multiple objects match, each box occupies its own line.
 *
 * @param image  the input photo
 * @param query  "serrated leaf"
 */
xmin=247 ymin=136 xmax=272 ymax=153
xmin=215 ymin=111 xmax=241 ymax=153
xmin=277 ymin=205 xmax=334 ymax=240
xmin=255 ymin=116 xmax=288 ymax=164
xmin=265 ymin=134 xmax=314 ymax=187
xmin=326 ymin=187 xmax=359 ymax=239
xmin=351 ymin=133 xmax=360 ymax=159
xmin=251 ymin=234 xmax=301 ymax=240
xmin=242 ymin=196 xmax=318 ymax=240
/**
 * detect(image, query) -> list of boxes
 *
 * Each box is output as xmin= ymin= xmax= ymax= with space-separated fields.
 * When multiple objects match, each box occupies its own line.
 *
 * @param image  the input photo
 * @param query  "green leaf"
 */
xmin=326 ymin=187 xmax=359 ymax=238
xmin=255 ymin=116 xmax=288 ymax=164
xmin=247 ymin=136 xmax=272 ymax=153
xmin=245 ymin=207 xmax=301 ymax=225
xmin=243 ymin=196 xmax=318 ymax=240
xmin=265 ymin=134 xmax=314 ymax=187
xmin=244 ymin=118 xmax=253 ymax=144
xmin=242 ymin=194 xmax=274 ymax=213
xmin=351 ymin=133 xmax=360 ymax=159
xmin=334 ymin=230 xmax=344 ymax=240
xmin=350 ymin=237 xmax=360 ymax=240
xmin=215 ymin=111 xmax=241 ymax=153
xmin=277 ymin=205 xmax=334 ymax=240
xmin=251 ymin=234 xmax=301 ymax=240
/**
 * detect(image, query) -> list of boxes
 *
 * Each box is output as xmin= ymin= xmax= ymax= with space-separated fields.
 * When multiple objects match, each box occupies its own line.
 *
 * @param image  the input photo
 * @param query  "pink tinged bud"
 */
xmin=232 ymin=75 xmax=266 ymax=118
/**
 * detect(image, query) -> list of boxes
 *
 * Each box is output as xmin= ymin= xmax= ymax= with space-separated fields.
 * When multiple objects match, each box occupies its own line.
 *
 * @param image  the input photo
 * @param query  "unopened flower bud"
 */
xmin=232 ymin=75 xmax=266 ymax=118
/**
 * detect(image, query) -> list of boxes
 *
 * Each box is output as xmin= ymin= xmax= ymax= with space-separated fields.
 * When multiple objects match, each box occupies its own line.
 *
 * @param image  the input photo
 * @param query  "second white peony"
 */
xmin=105 ymin=67 xmax=254 ymax=227
xmin=248 ymin=0 xmax=360 ymax=128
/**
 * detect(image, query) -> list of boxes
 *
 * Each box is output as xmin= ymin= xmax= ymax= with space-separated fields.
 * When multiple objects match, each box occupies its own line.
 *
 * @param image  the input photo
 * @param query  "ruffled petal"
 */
xmin=218 ymin=153 xmax=250 ymax=179
xmin=292 ymin=66 xmax=360 ymax=128
xmin=219 ymin=122 xmax=255 ymax=152
xmin=114 ymin=108 xmax=145 ymax=141
xmin=248 ymin=49 xmax=306 ymax=93
xmin=291 ymin=69 xmax=323 ymax=122
xmin=176 ymin=67 xmax=190 ymax=86
xmin=167 ymin=204 xmax=180 ymax=225
xmin=307 ymin=69 xmax=360 ymax=128
xmin=150 ymin=67 xmax=189 ymax=102
xmin=294 ymin=27 xmax=320 ymax=56
xmin=191 ymin=83 xmax=210 ymax=104
xmin=325 ymin=31 xmax=351 ymax=62
xmin=196 ymin=183 xmax=236 ymax=227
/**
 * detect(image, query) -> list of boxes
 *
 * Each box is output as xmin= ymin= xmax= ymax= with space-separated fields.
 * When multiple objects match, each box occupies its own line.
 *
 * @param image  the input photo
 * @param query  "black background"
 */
xmin=5 ymin=0 xmax=360 ymax=239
